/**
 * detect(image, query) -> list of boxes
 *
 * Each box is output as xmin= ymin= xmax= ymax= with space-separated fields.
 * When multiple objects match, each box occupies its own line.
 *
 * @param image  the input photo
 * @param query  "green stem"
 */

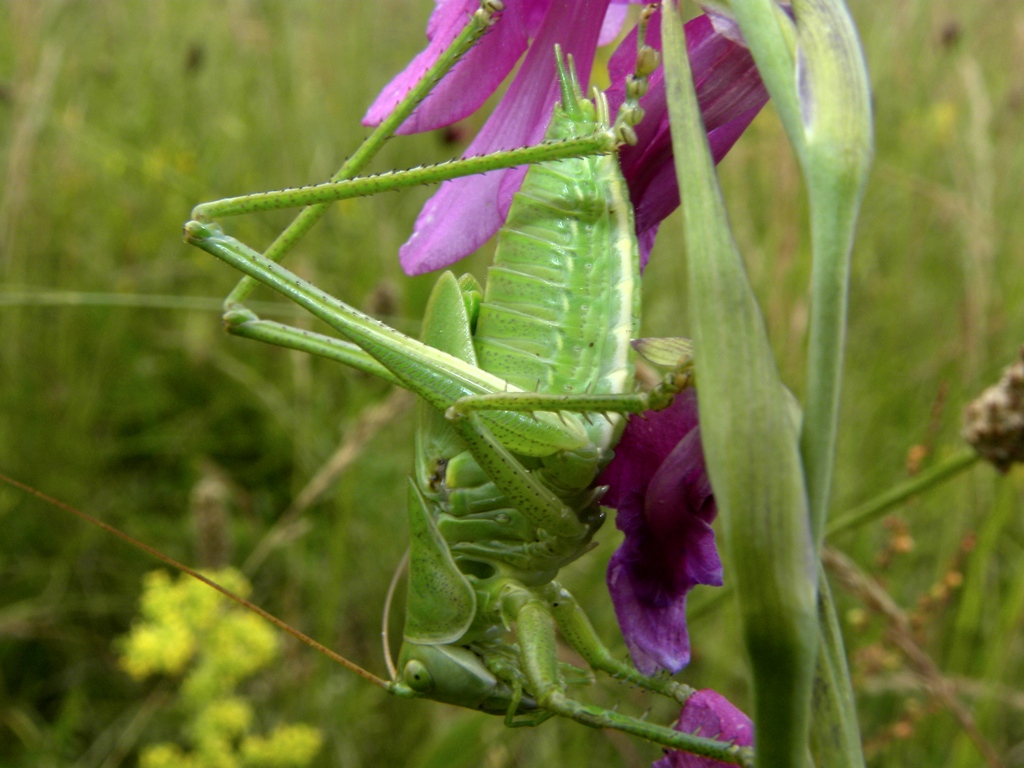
xmin=0 ymin=290 xmax=296 ymax=316
xmin=826 ymin=448 xmax=981 ymax=537
xmin=792 ymin=0 xmax=874 ymax=548
xmin=727 ymin=0 xmax=804 ymax=162
xmin=733 ymin=0 xmax=873 ymax=548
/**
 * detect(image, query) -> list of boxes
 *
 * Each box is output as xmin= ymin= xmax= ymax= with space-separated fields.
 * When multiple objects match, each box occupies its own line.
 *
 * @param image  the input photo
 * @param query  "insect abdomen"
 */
xmin=474 ymin=150 xmax=639 ymax=423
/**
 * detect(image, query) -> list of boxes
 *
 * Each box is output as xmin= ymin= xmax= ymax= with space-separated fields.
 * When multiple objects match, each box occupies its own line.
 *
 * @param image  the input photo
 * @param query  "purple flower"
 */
xmin=605 ymin=10 xmax=768 ymax=264
xmin=654 ymin=690 xmax=754 ymax=768
xmin=597 ymin=389 xmax=722 ymax=675
xmin=364 ymin=2 xmax=767 ymax=275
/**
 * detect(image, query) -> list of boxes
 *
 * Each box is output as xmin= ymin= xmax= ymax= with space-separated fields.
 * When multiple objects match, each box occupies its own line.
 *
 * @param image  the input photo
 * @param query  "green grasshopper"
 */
xmin=41 ymin=3 xmax=745 ymax=764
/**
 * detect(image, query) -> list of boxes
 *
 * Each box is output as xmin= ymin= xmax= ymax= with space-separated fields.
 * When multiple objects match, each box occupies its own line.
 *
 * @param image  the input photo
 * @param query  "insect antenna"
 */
xmin=0 ymin=472 xmax=392 ymax=692
xmin=381 ymin=547 xmax=410 ymax=682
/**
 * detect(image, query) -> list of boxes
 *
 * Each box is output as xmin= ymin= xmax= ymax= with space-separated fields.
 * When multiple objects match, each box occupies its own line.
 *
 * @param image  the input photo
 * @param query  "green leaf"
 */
xmin=662 ymin=3 xmax=818 ymax=766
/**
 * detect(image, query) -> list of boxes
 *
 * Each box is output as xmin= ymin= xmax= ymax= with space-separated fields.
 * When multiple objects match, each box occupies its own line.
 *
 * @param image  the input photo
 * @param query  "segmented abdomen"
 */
xmin=473 ymin=150 xmax=640 ymax=449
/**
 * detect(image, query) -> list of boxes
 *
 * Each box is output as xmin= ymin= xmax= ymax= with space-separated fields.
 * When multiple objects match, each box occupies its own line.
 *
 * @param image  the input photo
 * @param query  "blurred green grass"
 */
xmin=0 ymin=1 xmax=1022 ymax=766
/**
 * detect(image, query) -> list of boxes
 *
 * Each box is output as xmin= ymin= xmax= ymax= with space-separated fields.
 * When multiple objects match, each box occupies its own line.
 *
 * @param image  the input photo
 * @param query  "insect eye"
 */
xmin=403 ymin=660 xmax=433 ymax=693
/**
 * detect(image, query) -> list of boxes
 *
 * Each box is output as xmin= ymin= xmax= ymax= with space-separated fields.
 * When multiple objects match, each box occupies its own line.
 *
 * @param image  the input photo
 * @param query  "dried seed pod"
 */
xmin=963 ymin=345 xmax=1024 ymax=472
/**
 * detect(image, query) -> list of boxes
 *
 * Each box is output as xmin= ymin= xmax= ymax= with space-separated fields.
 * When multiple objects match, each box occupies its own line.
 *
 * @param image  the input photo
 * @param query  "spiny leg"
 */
xmin=200 ymin=1 xmax=665 ymax=243
xmin=190 ymin=2 xmax=660 ymax=416
xmin=188 ymin=222 xmax=590 ymax=450
xmin=191 ymin=134 xmax=618 ymax=223
xmin=444 ymin=371 xmax=694 ymax=423
xmin=196 ymin=2 xmax=659 ymax=328
xmin=188 ymin=222 xmax=516 ymax=402
xmin=541 ymin=582 xmax=695 ymax=706
xmin=502 ymin=586 xmax=754 ymax=767
xmin=195 ymin=1 xmax=664 ymax=377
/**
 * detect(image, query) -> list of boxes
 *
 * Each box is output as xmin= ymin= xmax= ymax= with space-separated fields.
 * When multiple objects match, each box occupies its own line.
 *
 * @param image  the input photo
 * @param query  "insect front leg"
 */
xmin=500 ymin=584 xmax=755 ymax=767
xmin=542 ymin=582 xmax=696 ymax=706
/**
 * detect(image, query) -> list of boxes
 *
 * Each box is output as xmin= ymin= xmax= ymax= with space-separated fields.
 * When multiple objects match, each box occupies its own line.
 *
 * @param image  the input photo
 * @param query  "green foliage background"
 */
xmin=1 ymin=1 xmax=1022 ymax=766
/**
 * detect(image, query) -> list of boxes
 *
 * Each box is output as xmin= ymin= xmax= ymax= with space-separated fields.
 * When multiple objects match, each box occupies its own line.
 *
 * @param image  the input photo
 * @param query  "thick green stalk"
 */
xmin=730 ymin=0 xmax=873 ymax=545
xmin=793 ymin=0 xmax=873 ymax=547
xmin=725 ymin=3 xmax=872 ymax=764
xmin=727 ymin=2 xmax=873 ymax=764
xmin=726 ymin=0 xmax=803 ymax=161
xmin=663 ymin=4 xmax=817 ymax=766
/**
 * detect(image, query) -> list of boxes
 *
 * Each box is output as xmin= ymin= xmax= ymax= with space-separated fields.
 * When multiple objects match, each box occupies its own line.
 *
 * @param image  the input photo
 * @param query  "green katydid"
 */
xmin=9 ymin=2 xmax=744 ymax=764
xmin=181 ymin=4 xmax=746 ymax=763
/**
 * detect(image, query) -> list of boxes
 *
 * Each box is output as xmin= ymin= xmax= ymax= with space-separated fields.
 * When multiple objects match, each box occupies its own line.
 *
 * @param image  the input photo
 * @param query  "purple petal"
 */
xmin=606 ymin=11 xmax=768 ymax=266
xmin=653 ymin=690 xmax=754 ymax=768
xmin=599 ymin=391 xmax=722 ymax=675
xmin=600 ymin=389 xmax=702 ymax=510
xmin=645 ymin=431 xmax=722 ymax=588
xmin=398 ymin=0 xmax=611 ymax=274
xmin=599 ymin=2 xmax=630 ymax=46
xmin=363 ymin=0 xmax=545 ymax=135
xmin=607 ymin=546 xmax=693 ymax=675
